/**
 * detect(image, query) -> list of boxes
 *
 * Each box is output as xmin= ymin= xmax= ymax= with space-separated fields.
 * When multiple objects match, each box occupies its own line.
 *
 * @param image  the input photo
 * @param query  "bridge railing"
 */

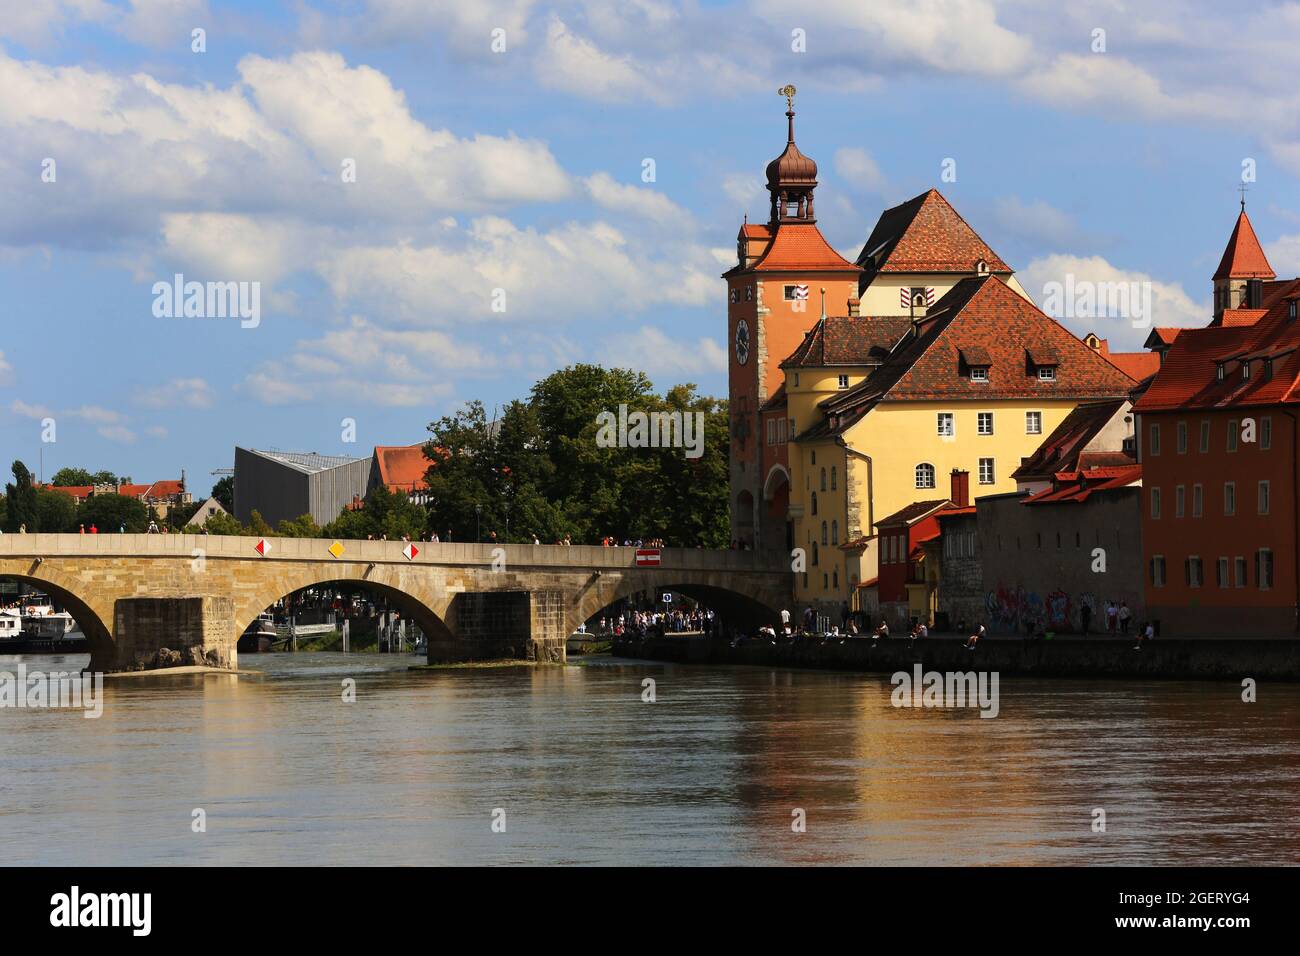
xmin=0 ymin=533 xmax=791 ymax=574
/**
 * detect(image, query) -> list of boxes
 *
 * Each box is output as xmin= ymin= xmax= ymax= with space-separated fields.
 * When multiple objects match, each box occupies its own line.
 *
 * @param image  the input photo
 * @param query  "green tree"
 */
xmin=192 ymin=511 xmax=244 ymax=535
xmin=247 ymin=510 xmax=274 ymax=537
xmin=4 ymin=461 xmax=38 ymax=532
xmin=212 ymin=475 xmax=234 ymax=512
xmin=277 ymin=513 xmax=322 ymax=538
xmin=35 ymin=487 xmax=78 ymax=531
xmin=51 ymin=467 xmax=94 ymax=486
xmin=78 ymin=493 xmax=150 ymax=532
xmin=167 ymin=499 xmax=203 ymax=530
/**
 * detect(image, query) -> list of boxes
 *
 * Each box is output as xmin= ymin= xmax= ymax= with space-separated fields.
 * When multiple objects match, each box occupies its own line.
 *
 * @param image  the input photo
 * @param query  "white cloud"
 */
xmin=96 ymin=424 xmax=136 ymax=443
xmin=0 ymin=350 xmax=12 ymax=385
xmin=134 ymin=377 xmax=215 ymax=410
xmin=9 ymin=399 xmax=53 ymax=419
xmin=537 ymin=15 xmax=667 ymax=103
xmin=585 ymin=173 xmax=687 ymax=224
xmin=1020 ymin=253 xmax=1206 ymax=349
xmin=1265 ymin=234 xmax=1300 ymax=278
xmin=991 ymin=196 xmax=1082 ymax=248
xmin=597 ymin=325 xmax=727 ymax=378
xmin=832 ymin=148 xmax=887 ymax=195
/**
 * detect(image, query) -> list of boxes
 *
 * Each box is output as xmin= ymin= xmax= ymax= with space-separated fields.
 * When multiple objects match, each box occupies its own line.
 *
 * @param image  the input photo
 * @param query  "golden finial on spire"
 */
xmin=778 ymin=84 xmax=797 ymax=111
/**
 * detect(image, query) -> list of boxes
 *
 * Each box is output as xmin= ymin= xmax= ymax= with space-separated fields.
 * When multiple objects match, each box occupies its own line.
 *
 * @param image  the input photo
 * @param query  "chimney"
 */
xmin=950 ymin=469 xmax=969 ymax=508
xmin=1247 ymin=278 xmax=1263 ymax=309
xmin=847 ymin=296 xmax=860 ymax=317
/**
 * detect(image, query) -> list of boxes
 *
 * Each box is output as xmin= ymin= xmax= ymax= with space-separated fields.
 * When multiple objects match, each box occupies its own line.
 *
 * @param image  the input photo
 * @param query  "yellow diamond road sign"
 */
xmin=328 ymin=541 xmax=345 ymax=559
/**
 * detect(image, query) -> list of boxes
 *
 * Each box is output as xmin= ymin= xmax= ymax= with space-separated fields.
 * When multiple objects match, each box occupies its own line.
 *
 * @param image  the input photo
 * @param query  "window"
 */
xmin=1175 ymin=485 xmax=1185 ymax=518
xmin=1151 ymin=555 xmax=1166 ymax=587
xmin=794 ymin=373 xmax=800 ymax=387
xmin=1242 ymin=360 xmax=1252 ymax=380
xmin=1258 ymin=480 xmax=1271 ymax=515
xmin=1193 ymin=484 xmax=1203 ymax=518
xmin=837 ymin=374 xmax=850 ymax=389
xmin=1217 ymin=557 xmax=1229 ymax=588
xmin=745 ymin=286 xmax=752 ymax=302
xmin=1262 ymin=416 xmax=1272 ymax=450
xmin=820 ymin=468 xmax=827 ymax=492
xmin=1150 ymin=487 xmax=1162 ymax=519
xmin=1199 ymin=420 xmax=1210 ymax=453
xmin=970 ymin=367 xmax=989 ymax=382
xmin=1149 ymin=423 xmax=1161 ymax=455
xmin=778 ymin=418 xmax=787 ymax=443
xmin=1290 ymin=300 xmax=1298 ymax=321
xmin=937 ymin=412 xmax=954 ymax=437
xmin=831 ymin=466 xmax=837 ymax=490
xmin=783 ymin=284 xmax=803 ymax=301
xmin=1257 ymin=549 xmax=1274 ymax=590
xmin=789 ymin=417 xmax=795 ymax=438
xmin=811 ymin=492 xmax=817 ymax=515
xmin=1235 ymin=556 xmax=1248 ymax=588
xmin=766 ymin=419 xmax=775 ymax=445
xmin=1177 ymin=421 xmax=1187 ymax=454
xmin=1037 ymin=366 xmax=1056 ymax=381
xmin=1186 ymin=556 xmax=1203 ymax=588
xmin=1224 ymin=482 xmax=1236 ymax=516
xmin=978 ymin=412 xmax=994 ymax=435
xmin=978 ymin=457 xmax=995 ymax=485
xmin=1227 ymin=420 xmax=1238 ymax=452
xmin=812 ymin=542 xmax=819 ymax=566
xmin=832 ymin=570 xmax=839 ymax=590
xmin=1025 ymin=411 xmax=1042 ymax=435
xmin=821 ymin=521 xmax=828 ymax=546
xmin=1216 ymin=363 xmax=1225 ymax=382
xmin=915 ymin=462 xmax=936 ymax=489
xmin=831 ymin=520 xmax=838 ymax=546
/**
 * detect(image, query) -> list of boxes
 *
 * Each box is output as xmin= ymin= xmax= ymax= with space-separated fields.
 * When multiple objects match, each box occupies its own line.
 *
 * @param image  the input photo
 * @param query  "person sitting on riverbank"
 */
xmin=872 ymin=620 xmax=889 ymax=643
xmin=964 ymin=624 xmax=985 ymax=650
xmin=1135 ymin=621 xmax=1153 ymax=651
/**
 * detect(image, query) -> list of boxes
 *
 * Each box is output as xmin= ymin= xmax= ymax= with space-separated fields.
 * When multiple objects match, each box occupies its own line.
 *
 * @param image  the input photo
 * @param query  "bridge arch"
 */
xmin=231 ymin=562 xmax=456 ymax=647
xmin=0 ymin=564 xmax=115 ymax=667
xmin=566 ymin=570 xmax=783 ymax=637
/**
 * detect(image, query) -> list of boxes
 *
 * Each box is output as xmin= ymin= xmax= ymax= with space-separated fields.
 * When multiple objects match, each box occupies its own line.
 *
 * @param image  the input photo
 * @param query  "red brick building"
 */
xmin=1135 ymin=207 xmax=1300 ymax=637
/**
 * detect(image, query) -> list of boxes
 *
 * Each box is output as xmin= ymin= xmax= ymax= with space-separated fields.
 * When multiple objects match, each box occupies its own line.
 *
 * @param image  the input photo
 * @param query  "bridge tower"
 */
xmin=723 ymin=86 xmax=861 ymax=552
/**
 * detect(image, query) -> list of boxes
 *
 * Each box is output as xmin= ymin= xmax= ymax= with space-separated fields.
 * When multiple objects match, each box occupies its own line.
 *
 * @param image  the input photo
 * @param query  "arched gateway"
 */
xmin=0 ymin=535 xmax=789 ymax=672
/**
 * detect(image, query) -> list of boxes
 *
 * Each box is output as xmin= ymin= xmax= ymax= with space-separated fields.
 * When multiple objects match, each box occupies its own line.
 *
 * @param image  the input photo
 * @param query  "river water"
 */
xmin=1 ymin=652 xmax=1297 ymax=865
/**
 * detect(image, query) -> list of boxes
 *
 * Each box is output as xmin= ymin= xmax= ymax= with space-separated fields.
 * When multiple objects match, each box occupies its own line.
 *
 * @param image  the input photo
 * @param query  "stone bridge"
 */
xmin=0 ymin=534 xmax=790 ymax=672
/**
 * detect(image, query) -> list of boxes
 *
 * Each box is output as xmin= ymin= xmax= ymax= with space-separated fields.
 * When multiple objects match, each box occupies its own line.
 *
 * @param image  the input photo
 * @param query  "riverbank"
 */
xmin=613 ymin=632 xmax=1300 ymax=680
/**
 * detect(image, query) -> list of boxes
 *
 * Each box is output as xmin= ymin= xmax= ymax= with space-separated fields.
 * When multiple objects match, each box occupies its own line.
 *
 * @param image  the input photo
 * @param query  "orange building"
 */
xmin=723 ymin=91 xmax=861 ymax=549
xmin=1135 ymin=206 xmax=1300 ymax=637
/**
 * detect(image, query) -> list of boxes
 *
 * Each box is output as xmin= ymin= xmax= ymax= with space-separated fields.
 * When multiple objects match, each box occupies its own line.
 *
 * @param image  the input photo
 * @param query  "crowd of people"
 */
xmin=596 ymin=605 xmax=716 ymax=639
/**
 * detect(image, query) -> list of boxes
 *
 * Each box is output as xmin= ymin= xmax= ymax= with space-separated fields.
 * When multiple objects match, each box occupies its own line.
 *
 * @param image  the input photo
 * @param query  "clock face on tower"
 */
xmin=734 ymin=319 xmax=750 ymax=365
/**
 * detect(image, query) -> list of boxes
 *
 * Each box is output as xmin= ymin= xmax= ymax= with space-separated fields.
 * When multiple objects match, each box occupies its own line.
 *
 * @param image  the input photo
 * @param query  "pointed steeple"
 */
xmin=1213 ymin=208 xmax=1274 ymax=282
xmin=1212 ymin=205 xmax=1275 ymax=323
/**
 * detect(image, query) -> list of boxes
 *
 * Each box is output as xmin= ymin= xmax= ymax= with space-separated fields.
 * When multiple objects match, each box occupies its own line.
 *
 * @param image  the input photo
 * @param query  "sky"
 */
xmin=3 ymin=0 xmax=1300 ymax=495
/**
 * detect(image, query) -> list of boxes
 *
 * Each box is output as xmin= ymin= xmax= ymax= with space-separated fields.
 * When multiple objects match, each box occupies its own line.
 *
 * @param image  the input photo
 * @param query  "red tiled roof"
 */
xmin=808 ymin=278 xmax=1135 ymax=438
xmin=936 ymin=505 xmax=977 ymax=519
xmin=1024 ymin=464 xmax=1142 ymax=505
xmin=118 ymin=484 xmax=151 ymax=498
xmin=1213 ymin=211 xmax=1275 ymax=281
xmin=1221 ymin=308 xmax=1268 ymax=327
xmin=876 ymin=498 xmax=951 ymax=529
xmin=760 ymin=382 xmax=788 ymax=411
xmin=1106 ymin=351 xmax=1161 ymax=381
xmin=1010 ymin=399 xmax=1130 ymax=481
xmin=751 ymin=222 xmax=859 ymax=272
xmin=739 ymin=223 xmax=771 ymax=239
xmin=1077 ymin=450 xmax=1136 ymax=470
xmin=856 ymin=189 xmax=1011 ymax=276
xmin=781 ymin=315 xmax=911 ymax=368
xmin=145 ymin=480 xmax=184 ymax=498
xmin=374 ymin=444 xmax=430 ymax=493
xmin=1145 ymin=328 xmax=1184 ymax=348
xmin=1134 ymin=278 xmax=1300 ymax=412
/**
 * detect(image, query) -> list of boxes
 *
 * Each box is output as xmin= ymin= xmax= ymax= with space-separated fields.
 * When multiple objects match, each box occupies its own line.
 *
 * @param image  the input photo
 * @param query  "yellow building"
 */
xmin=778 ymin=192 xmax=1138 ymax=613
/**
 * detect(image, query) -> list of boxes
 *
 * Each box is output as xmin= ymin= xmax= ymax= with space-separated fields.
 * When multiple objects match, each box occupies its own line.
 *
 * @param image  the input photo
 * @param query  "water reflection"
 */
xmin=1 ymin=653 xmax=1297 ymax=865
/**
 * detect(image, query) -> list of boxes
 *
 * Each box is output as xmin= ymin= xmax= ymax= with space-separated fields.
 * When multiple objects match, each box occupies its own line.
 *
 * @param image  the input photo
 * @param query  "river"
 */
xmin=2 ymin=652 xmax=1297 ymax=865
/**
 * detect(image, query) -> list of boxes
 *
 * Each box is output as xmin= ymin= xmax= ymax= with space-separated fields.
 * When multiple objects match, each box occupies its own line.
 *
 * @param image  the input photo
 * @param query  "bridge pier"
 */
xmin=433 ymin=590 xmax=568 ymax=664
xmin=105 ymin=597 xmax=238 ymax=672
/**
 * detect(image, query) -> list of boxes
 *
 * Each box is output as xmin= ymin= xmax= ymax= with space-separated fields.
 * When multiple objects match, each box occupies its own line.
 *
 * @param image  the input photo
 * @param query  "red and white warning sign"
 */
xmin=635 ymin=548 xmax=661 ymax=567
xmin=403 ymin=543 xmax=419 ymax=561
xmin=255 ymin=538 xmax=271 ymax=557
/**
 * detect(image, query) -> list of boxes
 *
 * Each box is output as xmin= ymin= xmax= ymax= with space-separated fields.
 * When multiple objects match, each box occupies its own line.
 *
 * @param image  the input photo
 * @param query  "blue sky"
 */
xmin=3 ymin=0 xmax=1300 ymax=495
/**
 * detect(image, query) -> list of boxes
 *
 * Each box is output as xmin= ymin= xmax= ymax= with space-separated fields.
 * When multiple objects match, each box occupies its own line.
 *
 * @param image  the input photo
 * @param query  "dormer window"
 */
xmin=1037 ymin=366 xmax=1056 ymax=381
xmin=975 ymin=259 xmax=990 ymax=276
xmin=837 ymin=374 xmax=849 ymax=389
xmin=970 ymin=367 xmax=989 ymax=382
xmin=1289 ymin=300 xmax=1298 ymax=321
xmin=1216 ymin=363 xmax=1225 ymax=381
xmin=1242 ymin=360 xmax=1251 ymax=380
xmin=1264 ymin=358 xmax=1274 ymax=380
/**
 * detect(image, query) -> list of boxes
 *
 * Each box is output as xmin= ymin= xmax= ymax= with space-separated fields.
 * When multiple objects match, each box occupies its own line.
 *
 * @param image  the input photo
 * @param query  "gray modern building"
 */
xmin=233 ymin=448 xmax=371 ymax=528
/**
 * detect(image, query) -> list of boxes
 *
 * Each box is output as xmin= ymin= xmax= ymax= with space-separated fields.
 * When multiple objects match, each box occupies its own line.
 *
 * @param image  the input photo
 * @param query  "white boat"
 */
xmin=20 ymin=604 xmax=80 ymax=640
xmin=0 ymin=609 xmax=21 ymax=640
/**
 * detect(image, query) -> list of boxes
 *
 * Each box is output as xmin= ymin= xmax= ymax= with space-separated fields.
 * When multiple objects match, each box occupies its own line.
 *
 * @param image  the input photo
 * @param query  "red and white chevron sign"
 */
xmin=255 ymin=538 xmax=271 ymax=557
xmin=635 ymin=549 xmax=661 ymax=567
xmin=403 ymin=543 xmax=419 ymax=561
